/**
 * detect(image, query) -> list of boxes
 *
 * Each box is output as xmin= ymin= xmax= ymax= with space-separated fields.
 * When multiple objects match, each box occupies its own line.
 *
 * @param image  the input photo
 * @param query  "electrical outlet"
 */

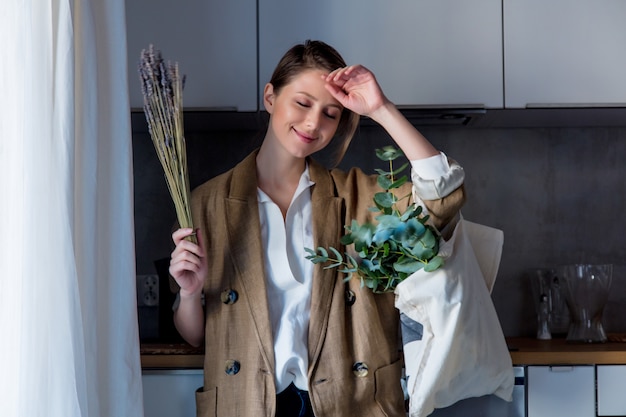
xmin=137 ymin=274 xmax=159 ymax=307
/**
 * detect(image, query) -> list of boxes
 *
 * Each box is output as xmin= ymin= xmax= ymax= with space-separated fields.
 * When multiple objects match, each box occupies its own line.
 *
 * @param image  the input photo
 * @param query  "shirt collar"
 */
xmin=257 ymin=162 xmax=315 ymax=203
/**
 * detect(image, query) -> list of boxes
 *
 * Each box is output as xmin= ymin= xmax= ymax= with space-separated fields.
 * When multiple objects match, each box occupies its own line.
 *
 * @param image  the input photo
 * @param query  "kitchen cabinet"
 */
xmin=124 ymin=0 xmax=626 ymax=113
xmin=527 ymin=365 xmax=595 ymax=417
xmin=125 ymin=0 xmax=257 ymax=111
xmin=142 ymin=369 xmax=203 ymax=417
xmin=597 ymin=365 xmax=626 ymax=416
xmin=504 ymin=0 xmax=626 ymax=108
xmin=259 ymin=0 xmax=504 ymax=109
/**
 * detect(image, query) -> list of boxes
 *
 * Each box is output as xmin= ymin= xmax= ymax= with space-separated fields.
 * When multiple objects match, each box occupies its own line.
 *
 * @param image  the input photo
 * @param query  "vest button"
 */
xmin=221 ymin=289 xmax=238 ymax=305
xmin=352 ymin=362 xmax=369 ymax=377
xmin=225 ymin=359 xmax=241 ymax=375
xmin=345 ymin=289 xmax=356 ymax=306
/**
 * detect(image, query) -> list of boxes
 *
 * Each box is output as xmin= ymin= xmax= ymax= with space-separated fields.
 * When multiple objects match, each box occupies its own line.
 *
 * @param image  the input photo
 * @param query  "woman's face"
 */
xmin=264 ymin=69 xmax=343 ymax=159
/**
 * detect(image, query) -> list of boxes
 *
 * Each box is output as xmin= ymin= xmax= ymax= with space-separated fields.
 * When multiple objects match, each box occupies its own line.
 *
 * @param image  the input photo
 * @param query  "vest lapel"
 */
xmin=223 ymin=154 xmax=345 ymax=376
xmin=307 ymin=161 xmax=344 ymax=363
xmin=224 ymin=151 xmax=275 ymax=374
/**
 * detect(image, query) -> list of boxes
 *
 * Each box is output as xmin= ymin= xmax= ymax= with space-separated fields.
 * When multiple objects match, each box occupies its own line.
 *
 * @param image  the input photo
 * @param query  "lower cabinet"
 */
xmin=527 ymin=366 xmax=595 ymax=417
xmin=142 ymin=369 xmax=203 ymax=417
xmin=597 ymin=365 xmax=626 ymax=416
xmin=141 ymin=365 xmax=626 ymax=417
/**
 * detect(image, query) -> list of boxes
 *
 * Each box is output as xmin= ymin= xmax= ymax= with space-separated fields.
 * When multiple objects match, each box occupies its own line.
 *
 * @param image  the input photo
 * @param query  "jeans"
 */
xmin=275 ymin=382 xmax=315 ymax=417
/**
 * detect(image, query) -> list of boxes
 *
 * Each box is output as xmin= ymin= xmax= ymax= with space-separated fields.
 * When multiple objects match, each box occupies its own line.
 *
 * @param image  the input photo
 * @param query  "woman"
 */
xmin=169 ymin=40 xmax=465 ymax=417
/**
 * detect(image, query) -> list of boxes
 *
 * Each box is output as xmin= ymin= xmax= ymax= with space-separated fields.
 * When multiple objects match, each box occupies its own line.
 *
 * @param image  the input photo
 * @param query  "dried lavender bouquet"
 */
xmin=138 ymin=45 xmax=196 ymax=243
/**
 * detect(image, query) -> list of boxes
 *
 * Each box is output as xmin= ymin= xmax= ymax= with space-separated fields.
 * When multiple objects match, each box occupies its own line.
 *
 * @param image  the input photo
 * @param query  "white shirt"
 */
xmin=256 ymin=152 xmax=459 ymax=394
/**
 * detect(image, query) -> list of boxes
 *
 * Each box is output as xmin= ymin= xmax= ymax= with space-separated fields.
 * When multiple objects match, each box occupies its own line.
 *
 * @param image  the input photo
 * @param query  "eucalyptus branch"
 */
xmin=306 ymin=146 xmax=443 ymax=293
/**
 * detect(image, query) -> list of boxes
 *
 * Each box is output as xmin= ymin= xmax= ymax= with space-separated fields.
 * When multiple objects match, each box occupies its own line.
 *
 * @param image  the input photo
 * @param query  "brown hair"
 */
xmin=269 ymin=40 xmax=359 ymax=166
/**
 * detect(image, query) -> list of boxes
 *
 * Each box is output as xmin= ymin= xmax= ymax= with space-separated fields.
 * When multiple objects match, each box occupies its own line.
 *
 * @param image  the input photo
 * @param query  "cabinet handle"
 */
xmin=185 ymin=106 xmax=238 ymax=111
xmin=526 ymin=103 xmax=626 ymax=108
xmin=397 ymin=104 xmax=486 ymax=110
xmin=549 ymin=366 xmax=574 ymax=372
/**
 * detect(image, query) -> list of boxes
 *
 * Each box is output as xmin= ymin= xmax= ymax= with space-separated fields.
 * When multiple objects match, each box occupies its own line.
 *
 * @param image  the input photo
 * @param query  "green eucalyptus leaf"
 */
xmin=353 ymin=229 xmax=374 ymax=252
xmin=377 ymin=175 xmax=393 ymax=190
xmin=398 ymin=218 xmax=426 ymax=247
xmin=393 ymin=259 xmax=424 ymax=274
xmin=389 ymin=176 xmax=408 ymax=189
xmin=374 ymin=168 xmax=391 ymax=176
xmin=373 ymin=227 xmax=393 ymax=245
xmin=410 ymin=217 xmax=427 ymax=232
xmin=375 ymin=214 xmax=401 ymax=229
xmin=328 ymin=247 xmax=343 ymax=263
xmin=390 ymin=162 xmax=409 ymax=176
xmin=382 ymin=242 xmax=390 ymax=258
xmin=400 ymin=204 xmax=421 ymax=221
xmin=340 ymin=234 xmax=354 ymax=245
xmin=424 ymin=256 xmax=444 ymax=272
xmin=376 ymin=146 xmax=404 ymax=161
xmin=374 ymin=192 xmax=395 ymax=208
xmin=361 ymin=258 xmax=381 ymax=272
xmin=410 ymin=244 xmax=436 ymax=261
xmin=419 ymin=228 xmax=437 ymax=249
xmin=383 ymin=277 xmax=399 ymax=292
xmin=346 ymin=254 xmax=359 ymax=268
xmin=363 ymin=278 xmax=377 ymax=290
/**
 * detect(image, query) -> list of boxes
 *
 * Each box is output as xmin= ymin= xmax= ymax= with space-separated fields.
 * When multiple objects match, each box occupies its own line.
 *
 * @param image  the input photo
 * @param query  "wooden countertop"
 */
xmin=141 ymin=343 xmax=205 ymax=369
xmin=141 ymin=335 xmax=626 ymax=369
xmin=507 ymin=336 xmax=626 ymax=365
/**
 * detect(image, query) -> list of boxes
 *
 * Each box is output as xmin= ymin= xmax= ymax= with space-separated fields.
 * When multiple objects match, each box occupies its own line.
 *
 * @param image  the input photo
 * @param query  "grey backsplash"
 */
xmin=133 ymin=116 xmax=626 ymax=338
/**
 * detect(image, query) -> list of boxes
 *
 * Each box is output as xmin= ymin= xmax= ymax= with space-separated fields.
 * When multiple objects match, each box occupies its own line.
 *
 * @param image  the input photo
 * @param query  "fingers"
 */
xmin=168 ymin=228 xmax=207 ymax=297
xmin=172 ymin=227 xmax=197 ymax=245
xmin=325 ymin=65 xmax=369 ymax=85
xmin=172 ymin=227 xmax=201 ymax=252
xmin=170 ymin=228 xmax=204 ymax=269
xmin=322 ymin=66 xmax=355 ymax=105
xmin=323 ymin=65 xmax=376 ymax=100
xmin=170 ymin=245 xmax=203 ymax=270
xmin=323 ymin=79 xmax=348 ymax=104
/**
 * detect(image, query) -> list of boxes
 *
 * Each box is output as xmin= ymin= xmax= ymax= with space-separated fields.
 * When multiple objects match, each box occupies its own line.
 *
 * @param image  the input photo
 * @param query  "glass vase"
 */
xmin=561 ymin=264 xmax=612 ymax=343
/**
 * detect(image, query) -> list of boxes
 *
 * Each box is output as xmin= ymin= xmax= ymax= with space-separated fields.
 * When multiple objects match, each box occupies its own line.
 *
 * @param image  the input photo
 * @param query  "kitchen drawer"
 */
xmin=527 ymin=365 xmax=594 ymax=417
xmin=142 ymin=369 xmax=203 ymax=417
xmin=597 ymin=365 xmax=626 ymax=416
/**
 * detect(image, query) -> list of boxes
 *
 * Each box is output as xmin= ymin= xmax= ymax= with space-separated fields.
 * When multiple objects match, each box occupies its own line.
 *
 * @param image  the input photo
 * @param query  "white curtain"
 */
xmin=0 ymin=0 xmax=143 ymax=416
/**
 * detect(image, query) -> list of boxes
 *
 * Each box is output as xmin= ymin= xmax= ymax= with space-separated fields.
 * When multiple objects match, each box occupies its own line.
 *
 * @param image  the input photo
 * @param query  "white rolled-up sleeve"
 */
xmin=410 ymin=151 xmax=465 ymax=200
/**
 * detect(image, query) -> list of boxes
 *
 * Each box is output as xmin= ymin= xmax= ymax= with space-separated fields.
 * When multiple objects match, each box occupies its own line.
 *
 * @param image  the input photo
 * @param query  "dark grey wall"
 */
xmin=133 ymin=113 xmax=626 ymax=338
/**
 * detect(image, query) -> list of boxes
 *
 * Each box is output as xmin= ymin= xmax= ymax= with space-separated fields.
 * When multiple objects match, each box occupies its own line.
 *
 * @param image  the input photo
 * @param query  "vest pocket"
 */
xmin=374 ymin=359 xmax=406 ymax=416
xmin=195 ymin=386 xmax=217 ymax=417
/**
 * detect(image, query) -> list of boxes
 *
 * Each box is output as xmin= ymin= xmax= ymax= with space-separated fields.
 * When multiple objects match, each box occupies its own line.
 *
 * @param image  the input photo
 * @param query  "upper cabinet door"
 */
xmin=126 ymin=0 xmax=257 ymax=111
xmin=259 ymin=0 xmax=504 ymax=109
xmin=504 ymin=0 xmax=626 ymax=108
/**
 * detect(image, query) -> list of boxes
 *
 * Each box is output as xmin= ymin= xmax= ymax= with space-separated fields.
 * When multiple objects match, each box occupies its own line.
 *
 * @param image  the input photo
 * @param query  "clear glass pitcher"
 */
xmin=528 ymin=268 xmax=570 ymax=339
xmin=560 ymin=264 xmax=613 ymax=343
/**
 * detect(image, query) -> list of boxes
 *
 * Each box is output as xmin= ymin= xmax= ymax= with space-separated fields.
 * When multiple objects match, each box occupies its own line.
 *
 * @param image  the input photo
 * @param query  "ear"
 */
xmin=263 ymin=83 xmax=275 ymax=114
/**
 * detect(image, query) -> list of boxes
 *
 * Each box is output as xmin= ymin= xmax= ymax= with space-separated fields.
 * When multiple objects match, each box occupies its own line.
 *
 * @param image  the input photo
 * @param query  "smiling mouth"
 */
xmin=294 ymin=128 xmax=317 ymax=143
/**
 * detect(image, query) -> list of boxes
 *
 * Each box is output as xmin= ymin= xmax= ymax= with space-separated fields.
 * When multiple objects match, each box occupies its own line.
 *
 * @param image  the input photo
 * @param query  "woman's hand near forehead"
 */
xmin=322 ymin=65 xmax=387 ymax=118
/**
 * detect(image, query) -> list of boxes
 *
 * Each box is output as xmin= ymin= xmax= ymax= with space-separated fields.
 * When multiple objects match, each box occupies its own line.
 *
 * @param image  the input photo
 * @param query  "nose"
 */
xmin=306 ymin=110 xmax=322 ymax=131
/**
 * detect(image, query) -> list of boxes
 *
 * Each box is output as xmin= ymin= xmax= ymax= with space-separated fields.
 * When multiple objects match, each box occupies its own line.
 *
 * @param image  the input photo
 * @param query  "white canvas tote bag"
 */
xmin=395 ymin=216 xmax=513 ymax=417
